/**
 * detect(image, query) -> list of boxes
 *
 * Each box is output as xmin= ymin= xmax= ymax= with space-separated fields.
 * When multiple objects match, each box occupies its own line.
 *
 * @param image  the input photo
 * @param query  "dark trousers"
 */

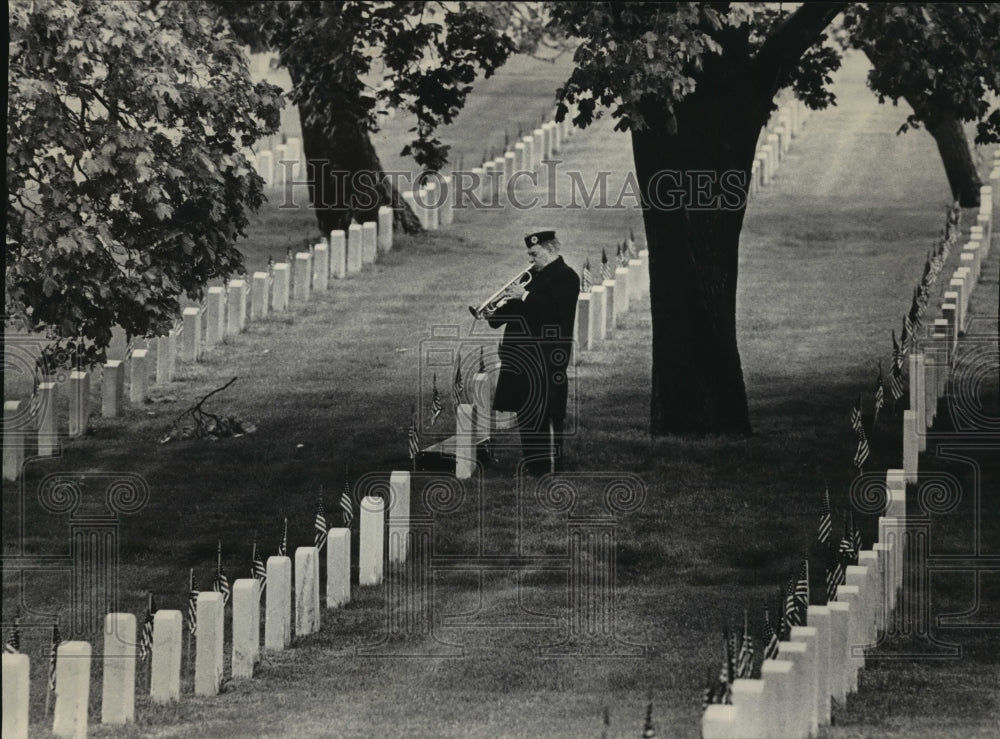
xmin=517 ymin=414 xmax=567 ymax=473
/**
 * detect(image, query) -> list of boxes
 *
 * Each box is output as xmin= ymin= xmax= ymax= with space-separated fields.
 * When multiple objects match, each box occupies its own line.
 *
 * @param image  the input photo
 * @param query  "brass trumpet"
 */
xmin=468 ymin=268 xmax=533 ymax=319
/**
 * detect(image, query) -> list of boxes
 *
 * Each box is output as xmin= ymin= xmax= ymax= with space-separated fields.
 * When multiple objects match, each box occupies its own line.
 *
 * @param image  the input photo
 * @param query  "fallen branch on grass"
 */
xmin=159 ymin=377 xmax=256 ymax=443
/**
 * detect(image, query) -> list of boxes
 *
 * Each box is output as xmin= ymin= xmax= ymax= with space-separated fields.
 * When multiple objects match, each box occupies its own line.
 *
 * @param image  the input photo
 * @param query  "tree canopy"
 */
xmin=7 ymin=0 xmax=282 ymax=367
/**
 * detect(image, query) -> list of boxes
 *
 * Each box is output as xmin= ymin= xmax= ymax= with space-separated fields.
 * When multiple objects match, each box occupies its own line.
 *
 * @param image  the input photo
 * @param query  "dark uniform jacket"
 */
xmin=487 ymin=255 xmax=579 ymax=423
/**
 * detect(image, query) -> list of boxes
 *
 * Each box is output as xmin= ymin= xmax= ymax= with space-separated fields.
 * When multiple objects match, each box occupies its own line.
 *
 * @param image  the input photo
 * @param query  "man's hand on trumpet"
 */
xmin=502 ymin=282 xmax=527 ymax=301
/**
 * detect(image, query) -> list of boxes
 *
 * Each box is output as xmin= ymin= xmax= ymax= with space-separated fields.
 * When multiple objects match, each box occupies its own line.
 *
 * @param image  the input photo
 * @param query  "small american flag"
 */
xmin=782 ymin=579 xmax=798 ymax=636
xmin=889 ymin=331 xmax=905 ymax=401
xmin=341 ymin=468 xmax=354 ymax=528
xmin=581 ymin=259 xmax=592 ymax=292
xmin=736 ymin=611 xmax=754 ymax=679
xmin=187 ymin=571 xmax=198 ymax=634
xmin=213 ymin=542 xmax=230 ymax=607
xmin=851 ymin=510 xmax=863 ymax=555
xmin=794 ymin=560 xmax=809 ymax=619
xmin=874 ymin=361 xmax=885 ymax=426
xmin=851 ymin=394 xmax=863 ymax=434
xmin=48 ymin=620 xmax=61 ymax=693
xmin=252 ymin=534 xmax=267 ymax=591
xmin=453 ymin=355 xmax=464 ymax=406
xmin=817 ymin=488 xmax=832 ymax=545
xmin=430 ymin=374 xmax=443 ymax=426
xmin=138 ymin=593 xmax=156 ymax=662
xmin=826 ymin=545 xmax=843 ymax=603
xmin=762 ymin=607 xmax=779 ymax=659
xmin=277 ymin=517 xmax=288 ymax=557
xmin=600 ymin=249 xmax=612 ymax=281
xmin=314 ymin=489 xmax=328 ymax=552
xmin=853 ymin=423 xmax=870 ymax=471
xmin=901 ymin=314 xmax=912 ymax=356
xmin=617 ymin=242 xmax=628 ymax=268
xmin=3 ymin=619 xmax=20 ymax=654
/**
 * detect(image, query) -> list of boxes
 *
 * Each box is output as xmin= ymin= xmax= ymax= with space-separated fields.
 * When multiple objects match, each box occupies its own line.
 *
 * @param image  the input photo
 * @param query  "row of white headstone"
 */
xmin=902 ymin=178 xmax=994 ymax=484
xmin=575 ymin=247 xmax=651 ymax=360
xmin=1 ymin=471 xmax=430 ymax=739
xmin=701 ymin=169 xmax=997 ymax=739
xmin=1 ymin=208 xmax=395 ymax=483
xmin=750 ymin=95 xmax=811 ymax=199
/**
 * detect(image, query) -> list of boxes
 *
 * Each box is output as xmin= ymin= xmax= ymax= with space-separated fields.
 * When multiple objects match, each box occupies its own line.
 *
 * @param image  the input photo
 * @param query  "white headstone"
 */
xmin=590 ymin=285 xmax=607 ymax=343
xmin=313 ymin=244 xmax=330 ymax=292
xmin=2 ymin=653 xmax=30 ymax=739
xmin=326 ymin=528 xmax=351 ymax=608
xmin=855 ymin=551 xmax=880 ymax=643
xmin=613 ymin=267 xmax=630 ymax=324
xmin=388 ymin=471 xmax=411 ymax=563
xmin=182 ymin=307 xmax=201 ymax=360
xmin=329 ymin=230 xmax=347 ymax=278
xmin=627 ymin=259 xmax=643 ymax=304
xmin=265 ymin=556 xmax=292 ymax=650
xmin=778 ymin=640 xmax=811 ymax=737
xmin=257 ymin=150 xmax=274 ymax=188
xmin=232 ymin=579 xmax=260 ymax=678
xmin=37 ymin=381 xmax=58 ymax=456
xmin=760 ymin=659 xmax=794 ymax=738
xmin=602 ymin=280 xmax=616 ymax=334
xmin=293 ymin=253 xmax=312 ymax=303
xmin=3 ymin=401 xmax=24 ymax=481
xmin=150 ymin=610 xmax=183 ymax=704
xmin=902 ymin=410 xmax=918 ymax=484
xmin=455 ymin=403 xmax=476 ymax=480
xmin=805 ymin=605 xmax=832 ymax=726
xmin=101 ymin=361 xmax=124 ymax=418
xmin=885 ymin=469 xmax=906 ymax=518
xmin=272 ymin=264 xmax=290 ymax=311
xmin=521 ymin=136 xmax=534 ymax=171
xmin=206 ymin=287 xmax=225 ymax=344
xmin=228 ymin=280 xmax=247 ymax=334
xmin=362 ymin=221 xmax=378 ymax=263
xmin=194 ymin=592 xmax=224 ymax=696
xmin=347 ymin=224 xmax=363 ymax=273
xmin=878 ymin=516 xmax=905 ymax=605
xmin=294 ymin=547 xmax=321 ymax=637
xmin=423 ymin=185 xmax=440 ymax=229
xmin=129 ymin=349 xmax=149 ymax=404
xmin=836 ymin=585 xmax=863 ymax=693
xmin=359 ymin=496 xmax=386 ymax=585
xmin=377 ymin=207 xmax=394 ymax=252
xmin=52 ymin=641 xmax=91 ymax=739
xmin=252 ymin=272 xmax=270 ymax=320
xmin=730 ymin=679 xmax=766 ymax=739
xmin=470 ymin=372 xmax=491 ymax=440
xmin=845 ymin=565 xmax=875 ymax=648
xmin=575 ymin=293 xmax=592 ymax=357
xmin=789 ymin=626 xmax=819 ymax=736
xmin=826 ymin=601 xmax=850 ymax=703
xmin=700 ymin=704 xmax=735 ymax=739
xmin=101 ymin=613 xmax=135 ymax=724
xmin=155 ymin=335 xmax=174 ymax=384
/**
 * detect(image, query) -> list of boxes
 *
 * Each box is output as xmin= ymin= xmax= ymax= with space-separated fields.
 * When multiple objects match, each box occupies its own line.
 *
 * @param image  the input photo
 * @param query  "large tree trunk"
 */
xmin=289 ymin=70 xmax=421 ymax=236
xmin=910 ymin=101 xmax=982 ymax=208
xmin=632 ymin=69 xmax=771 ymax=436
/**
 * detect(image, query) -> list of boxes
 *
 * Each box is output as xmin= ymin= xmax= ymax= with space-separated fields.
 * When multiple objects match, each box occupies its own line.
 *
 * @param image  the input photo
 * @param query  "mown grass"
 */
xmin=4 ymin=53 xmax=999 ymax=738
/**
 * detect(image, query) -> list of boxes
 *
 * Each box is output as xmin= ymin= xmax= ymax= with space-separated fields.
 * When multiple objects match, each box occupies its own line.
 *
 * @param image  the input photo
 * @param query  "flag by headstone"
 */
xmin=762 ymin=607 xmax=779 ymax=659
xmin=138 ymin=592 xmax=156 ymax=662
xmin=314 ymin=489 xmax=328 ymax=552
xmin=187 ymin=570 xmax=198 ymax=634
xmin=851 ymin=394 xmax=863 ymax=434
xmin=3 ymin=619 xmax=20 ymax=654
xmin=601 ymin=248 xmax=612 ymax=281
xmin=794 ymin=560 xmax=809 ymax=622
xmin=453 ymin=354 xmax=464 ymax=406
xmin=408 ymin=412 xmax=421 ymax=463
xmin=817 ymin=488 xmax=832 ymax=545
xmin=252 ymin=534 xmax=266 ymax=591
xmin=626 ymin=228 xmax=637 ymax=257
xmin=874 ymin=361 xmax=885 ymax=426
xmin=213 ymin=542 xmax=230 ymax=607
xmin=901 ymin=314 xmax=913 ymax=356
xmin=277 ymin=516 xmax=288 ymax=557
xmin=825 ymin=542 xmax=843 ymax=603
xmin=736 ymin=611 xmax=754 ymax=679
xmin=782 ymin=579 xmax=798 ymax=636
xmin=889 ymin=330 xmax=905 ymax=401
xmin=850 ymin=509 xmax=863 ymax=555
xmin=839 ymin=515 xmax=855 ymax=571
xmin=48 ymin=620 xmax=61 ymax=694
xmin=642 ymin=702 xmax=656 ymax=737
xmin=853 ymin=421 xmax=870 ymax=471
xmin=581 ymin=259 xmax=592 ymax=292
xmin=341 ymin=468 xmax=354 ymax=528
xmin=430 ymin=374 xmax=443 ymax=426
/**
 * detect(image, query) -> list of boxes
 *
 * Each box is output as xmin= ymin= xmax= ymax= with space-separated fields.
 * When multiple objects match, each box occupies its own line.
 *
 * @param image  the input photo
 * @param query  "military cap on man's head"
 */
xmin=524 ymin=230 xmax=556 ymax=248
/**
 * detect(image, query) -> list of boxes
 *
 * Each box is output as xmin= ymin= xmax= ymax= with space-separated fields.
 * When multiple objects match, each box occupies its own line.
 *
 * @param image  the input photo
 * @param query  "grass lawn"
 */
xmin=3 ymin=53 xmax=999 ymax=738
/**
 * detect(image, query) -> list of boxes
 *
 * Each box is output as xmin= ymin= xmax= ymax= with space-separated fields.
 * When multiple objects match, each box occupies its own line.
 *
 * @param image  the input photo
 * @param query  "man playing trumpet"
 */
xmin=486 ymin=230 xmax=579 ymax=475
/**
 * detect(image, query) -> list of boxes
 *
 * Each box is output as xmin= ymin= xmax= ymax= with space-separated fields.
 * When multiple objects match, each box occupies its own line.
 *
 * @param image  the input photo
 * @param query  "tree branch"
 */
xmin=754 ymin=2 xmax=847 ymax=92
